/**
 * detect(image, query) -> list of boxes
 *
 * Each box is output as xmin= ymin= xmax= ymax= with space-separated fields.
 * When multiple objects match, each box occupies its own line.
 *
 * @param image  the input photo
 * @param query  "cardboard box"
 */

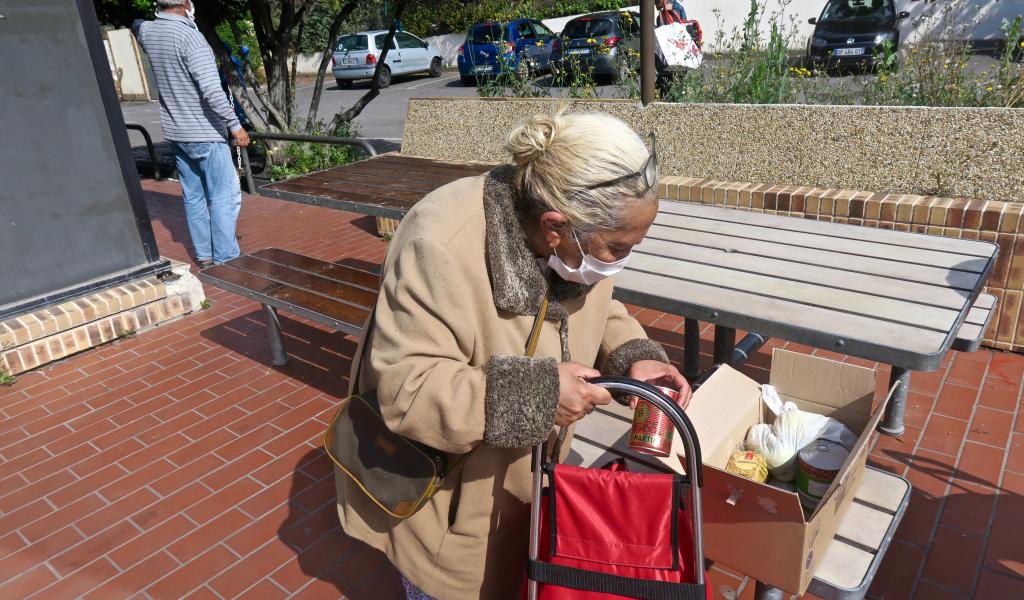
xmin=659 ymin=348 xmax=892 ymax=594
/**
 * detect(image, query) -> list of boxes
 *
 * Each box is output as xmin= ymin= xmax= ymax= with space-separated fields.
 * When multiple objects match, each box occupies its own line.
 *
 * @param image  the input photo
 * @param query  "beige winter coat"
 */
xmin=334 ymin=166 xmax=667 ymax=599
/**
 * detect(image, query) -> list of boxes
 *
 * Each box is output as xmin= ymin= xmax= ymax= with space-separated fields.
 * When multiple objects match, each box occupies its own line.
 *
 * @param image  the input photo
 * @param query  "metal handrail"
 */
xmin=125 ymin=123 xmax=162 ymax=180
xmin=235 ymin=132 xmax=378 ymax=195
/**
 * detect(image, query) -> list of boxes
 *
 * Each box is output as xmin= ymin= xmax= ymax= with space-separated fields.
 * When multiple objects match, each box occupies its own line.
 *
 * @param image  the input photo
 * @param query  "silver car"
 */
xmin=331 ymin=30 xmax=443 ymax=88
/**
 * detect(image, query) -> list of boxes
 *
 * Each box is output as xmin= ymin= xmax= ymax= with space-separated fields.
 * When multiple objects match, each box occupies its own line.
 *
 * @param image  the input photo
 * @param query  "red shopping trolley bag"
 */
xmin=524 ymin=377 xmax=710 ymax=600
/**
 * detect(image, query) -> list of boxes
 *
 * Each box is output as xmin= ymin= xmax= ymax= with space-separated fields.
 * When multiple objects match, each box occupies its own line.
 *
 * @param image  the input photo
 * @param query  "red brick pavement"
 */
xmin=0 ymin=180 xmax=1021 ymax=599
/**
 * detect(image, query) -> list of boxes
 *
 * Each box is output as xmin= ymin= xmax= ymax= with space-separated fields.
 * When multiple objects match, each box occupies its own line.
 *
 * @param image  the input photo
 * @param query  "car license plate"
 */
xmin=474 ymin=65 xmax=493 ymax=73
xmin=567 ymin=48 xmax=590 ymax=55
xmin=343 ymin=58 xmax=358 ymax=65
xmin=833 ymin=47 xmax=865 ymax=56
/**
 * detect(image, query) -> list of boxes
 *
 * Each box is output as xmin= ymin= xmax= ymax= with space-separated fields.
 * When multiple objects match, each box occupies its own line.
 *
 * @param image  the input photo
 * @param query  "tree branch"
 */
xmin=306 ymin=0 xmax=360 ymax=129
xmin=330 ymin=0 xmax=409 ymax=132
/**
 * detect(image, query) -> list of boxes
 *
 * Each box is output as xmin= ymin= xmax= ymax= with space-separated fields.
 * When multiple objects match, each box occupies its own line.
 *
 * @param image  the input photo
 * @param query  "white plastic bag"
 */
xmin=745 ymin=385 xmax=856 ymax=481
xmin=654 ymin=23 xmax=702 ymax=70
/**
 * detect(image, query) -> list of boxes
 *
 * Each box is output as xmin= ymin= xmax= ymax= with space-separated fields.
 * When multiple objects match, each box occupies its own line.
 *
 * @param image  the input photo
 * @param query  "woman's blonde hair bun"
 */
xmin=505 ymin=104 xmax=654 ymax=236
xmin=507 ymin=110 xmax=561 ymax=167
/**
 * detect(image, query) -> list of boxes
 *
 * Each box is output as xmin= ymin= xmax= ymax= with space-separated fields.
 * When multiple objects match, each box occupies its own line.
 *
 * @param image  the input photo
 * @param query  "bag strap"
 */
xmin=527 ymin=561 xmax=706 ymax=600
xmin=525 ymin=294 xmax=550 ymax=357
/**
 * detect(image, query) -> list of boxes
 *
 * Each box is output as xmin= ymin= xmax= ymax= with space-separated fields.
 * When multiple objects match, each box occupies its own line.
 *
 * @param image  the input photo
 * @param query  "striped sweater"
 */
xmin=132 ymin=13 xmax=241 ymax=143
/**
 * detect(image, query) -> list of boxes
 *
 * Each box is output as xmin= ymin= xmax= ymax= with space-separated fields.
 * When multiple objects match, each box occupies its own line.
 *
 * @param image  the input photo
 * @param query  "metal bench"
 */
xmin=952 ymin=292 xmax=997 ymax=352
xmin=197 ymin=248 xmax=380 ymax=366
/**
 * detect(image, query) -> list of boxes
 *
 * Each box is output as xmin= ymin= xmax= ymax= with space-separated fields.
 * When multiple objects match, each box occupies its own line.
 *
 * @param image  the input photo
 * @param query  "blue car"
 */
xmin=458 ymin=19 xmax=556 ymax=85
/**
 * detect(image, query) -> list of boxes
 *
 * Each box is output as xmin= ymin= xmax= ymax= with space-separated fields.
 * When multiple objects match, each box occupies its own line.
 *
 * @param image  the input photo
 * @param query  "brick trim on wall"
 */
xmin=658 ymin=176 xmax=1024 ymax=352
xmin=0 ymin=277 xmax=194 ymax=377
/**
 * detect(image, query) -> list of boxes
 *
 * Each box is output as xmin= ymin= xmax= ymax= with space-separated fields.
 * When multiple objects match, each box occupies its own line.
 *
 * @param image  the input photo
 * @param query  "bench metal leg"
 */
xmin=732 ymin=333 xmax=768 ymax=367
xmin=713 ymin=326 xmax=736 ymax=367
xmin=879 ymin=367 xmax=910 ymax=436
xmin=683 ymin=318 xmax=702 ymax=381
xmin=262 ymin=304 xmax=289 ymax=366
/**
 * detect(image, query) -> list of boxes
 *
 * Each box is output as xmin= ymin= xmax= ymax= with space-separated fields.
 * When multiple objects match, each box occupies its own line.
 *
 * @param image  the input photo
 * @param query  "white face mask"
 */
xmin=547 ymin=231 xmax=631 ymax=285
xmin=185 ymin=2 xmax=196 ymax=21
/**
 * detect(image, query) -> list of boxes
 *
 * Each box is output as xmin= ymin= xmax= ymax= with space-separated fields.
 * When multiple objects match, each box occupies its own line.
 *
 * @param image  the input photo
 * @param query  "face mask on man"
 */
xmin=185 ymin=1 xmax=196 ymax=21
xmin=547 ymin=230 xmax=631 ymax=285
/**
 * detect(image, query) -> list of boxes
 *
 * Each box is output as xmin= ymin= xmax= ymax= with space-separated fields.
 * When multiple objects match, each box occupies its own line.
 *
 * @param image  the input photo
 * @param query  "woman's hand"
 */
xmin=626 ymin=360 xmax=692 ymax=410
xmin=555 ymin=362 xmax=613 ymax=427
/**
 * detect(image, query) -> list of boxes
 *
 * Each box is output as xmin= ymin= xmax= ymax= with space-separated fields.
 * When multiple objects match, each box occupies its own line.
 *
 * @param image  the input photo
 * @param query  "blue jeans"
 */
xmin=171 ymin=141 xmax=242 ymax=264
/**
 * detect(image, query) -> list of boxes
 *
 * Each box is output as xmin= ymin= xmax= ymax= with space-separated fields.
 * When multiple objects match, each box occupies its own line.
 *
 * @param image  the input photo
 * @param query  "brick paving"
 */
xmin=0 ymin=180 xmax=1022 ymax=599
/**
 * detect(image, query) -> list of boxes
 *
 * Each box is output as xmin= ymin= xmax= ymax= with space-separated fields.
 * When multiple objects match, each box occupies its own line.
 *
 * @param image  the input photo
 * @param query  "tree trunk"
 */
xmin=288 ymin=13 xmax=307 ymax=129
xmin=249 ymin=0 xmax=306 ymax=132
xmin=330 ymin=0 xmax=409 ymax=132
xmin=306 ymin=0 xmax=360 ymax=130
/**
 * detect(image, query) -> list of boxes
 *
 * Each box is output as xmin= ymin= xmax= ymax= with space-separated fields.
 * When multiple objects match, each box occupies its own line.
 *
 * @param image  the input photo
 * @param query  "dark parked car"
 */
xmin=457 ymin=19 xmax=556 ymax=85
xmin=806 ymin=0 xmax=910 ymax=69
xmin=549 ymin=11 xmax=641 ymax=82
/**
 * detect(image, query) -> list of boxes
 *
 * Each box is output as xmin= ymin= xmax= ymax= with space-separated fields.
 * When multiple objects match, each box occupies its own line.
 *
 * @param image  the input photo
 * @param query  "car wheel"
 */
xmin=374 ymin=66 xmax=392 ymax=89
xmin=461 ymin=75 xmax=476 ymax=86
xmin=429 ymin=58 xmax=443 ymax=77
xmin=336 ymin=78 xmax=352 ymax=89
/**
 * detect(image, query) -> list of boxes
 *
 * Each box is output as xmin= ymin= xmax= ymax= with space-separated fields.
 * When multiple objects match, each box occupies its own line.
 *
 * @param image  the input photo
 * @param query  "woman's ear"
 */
xmin=539 ymin=211 xmax=569 ymax=250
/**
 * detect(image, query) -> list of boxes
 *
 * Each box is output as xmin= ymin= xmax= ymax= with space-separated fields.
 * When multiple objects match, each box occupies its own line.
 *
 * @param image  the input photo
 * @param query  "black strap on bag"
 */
xmin=526 ymin=561 xmax=707 ymax=600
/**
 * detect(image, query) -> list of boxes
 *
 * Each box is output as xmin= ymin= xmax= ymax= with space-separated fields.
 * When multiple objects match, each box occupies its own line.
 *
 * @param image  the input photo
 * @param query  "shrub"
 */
xmin=267 ymin=121 xmax=366 ymax=181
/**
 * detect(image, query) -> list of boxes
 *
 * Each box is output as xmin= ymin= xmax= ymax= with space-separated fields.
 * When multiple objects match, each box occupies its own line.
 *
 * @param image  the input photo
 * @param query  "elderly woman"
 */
xmin=335 ymin=108 xmax=690 ymax=599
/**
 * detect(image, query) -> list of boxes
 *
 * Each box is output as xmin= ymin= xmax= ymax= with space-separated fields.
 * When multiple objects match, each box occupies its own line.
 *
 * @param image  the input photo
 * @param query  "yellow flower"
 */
xmin=986 ymin=85 xmax=994 ymax=92
xmin=879 ymin=74 xmax=888 ymax=82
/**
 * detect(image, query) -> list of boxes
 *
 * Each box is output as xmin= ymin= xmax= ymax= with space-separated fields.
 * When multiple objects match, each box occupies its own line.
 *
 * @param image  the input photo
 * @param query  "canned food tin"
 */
xmin=796 ymin=439 xmax=849 ymax=510
xmin=629 ymin=386 xmax=682 ymax=457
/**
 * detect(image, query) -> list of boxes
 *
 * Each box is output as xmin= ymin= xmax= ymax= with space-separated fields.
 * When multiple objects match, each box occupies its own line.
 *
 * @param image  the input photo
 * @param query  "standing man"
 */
xmin=133 ymin=0 xmax=250 ymax=268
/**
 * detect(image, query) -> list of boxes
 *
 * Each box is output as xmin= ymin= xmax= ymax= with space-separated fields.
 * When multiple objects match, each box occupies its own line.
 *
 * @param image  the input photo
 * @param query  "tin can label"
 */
xmin=795 ymin=439 xmax=848 ymax=509
xmin=629 ymin=399 xmax=674 ymax=456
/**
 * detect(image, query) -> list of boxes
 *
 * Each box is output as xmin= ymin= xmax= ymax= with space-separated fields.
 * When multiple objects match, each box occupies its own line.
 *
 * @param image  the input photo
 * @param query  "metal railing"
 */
xmin=235 ymin=132 xmax=377 ymax=195
xmin=125 ymin=124 xmax=162 ymax=180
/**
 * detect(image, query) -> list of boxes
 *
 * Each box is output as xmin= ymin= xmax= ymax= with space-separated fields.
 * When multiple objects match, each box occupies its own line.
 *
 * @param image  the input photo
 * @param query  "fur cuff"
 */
xmin=602 ymin=338 xmax=670 ymax=378
xmin=483 ymin=355 xmax=560 ymax=447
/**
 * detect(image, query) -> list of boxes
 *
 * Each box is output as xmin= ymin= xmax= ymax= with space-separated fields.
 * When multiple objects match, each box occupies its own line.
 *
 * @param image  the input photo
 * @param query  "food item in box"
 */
xmin=796 ymin=439 xmax=849 ymax=509
xmin=725 ymin=450 xmax=768 ymax=483
xmin=746 ymin=386 xmax=857 ymax=482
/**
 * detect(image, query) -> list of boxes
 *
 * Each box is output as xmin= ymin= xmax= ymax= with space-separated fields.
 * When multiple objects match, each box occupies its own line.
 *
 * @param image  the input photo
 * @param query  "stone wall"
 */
xmin=401 ymin=97 xmax=1024 ymax=351
xmin=402 ymin=97 xmax=1023 ymax=203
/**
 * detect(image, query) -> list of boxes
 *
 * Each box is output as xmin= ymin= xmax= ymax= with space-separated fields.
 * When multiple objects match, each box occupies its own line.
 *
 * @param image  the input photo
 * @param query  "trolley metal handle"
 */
xmin=590 ymin=376 xmax=704 ymax=488
xmin=528 ymin=377 xmax=705 ymax=600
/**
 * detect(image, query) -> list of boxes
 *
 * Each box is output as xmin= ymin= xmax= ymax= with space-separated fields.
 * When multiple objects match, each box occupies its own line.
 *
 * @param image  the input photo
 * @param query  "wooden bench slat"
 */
xmin=636 ymin=238 xmax=971 ymax=312
xmin=199 ymin=264 xmax=369 ymax=333
xmin=627 ymin=252 xmax=961 ymax=333
xmin=250 ymin=248 xmax=381 ymax=290
xmin=614 ymin=268 xmax=950 ymax=359
xmin=643 ymin=225 xmax=983 ymax=291
xmin=952 ymin=293 xmax=997 ymax=352
xmin=660 ymin=201 xmax=996 ymax=258
xmin=265 ymin=181 xmax=422 ymax=213
xmin=286 ymin=170 xmax=451 ymax=194
xmin=370 ymin=154 xmax=495 ymax=174
xmin=655 ymin=212 xmax=989 ymax=273
xmin=270 ymin=176 xmax=436 ymax=201
xmin=307 ymin=160 xmax=485 ymax=185
xmin=226 ymin=255 xmax=378 ymax=310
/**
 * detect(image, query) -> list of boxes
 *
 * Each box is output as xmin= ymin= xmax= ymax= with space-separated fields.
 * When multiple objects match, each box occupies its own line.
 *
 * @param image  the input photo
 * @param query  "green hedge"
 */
xmin=402 ymin=0 xmax=635 ymax=38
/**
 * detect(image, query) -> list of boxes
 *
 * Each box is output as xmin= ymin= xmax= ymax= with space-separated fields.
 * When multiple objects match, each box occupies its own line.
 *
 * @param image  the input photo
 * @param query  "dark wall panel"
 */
xmin=0 ymin=0 xmax=163 ymax=314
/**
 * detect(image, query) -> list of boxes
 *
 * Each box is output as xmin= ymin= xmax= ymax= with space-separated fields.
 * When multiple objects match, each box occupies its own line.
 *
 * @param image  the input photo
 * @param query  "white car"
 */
xmin=331 ymin=30 xmax=443 ymax=88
